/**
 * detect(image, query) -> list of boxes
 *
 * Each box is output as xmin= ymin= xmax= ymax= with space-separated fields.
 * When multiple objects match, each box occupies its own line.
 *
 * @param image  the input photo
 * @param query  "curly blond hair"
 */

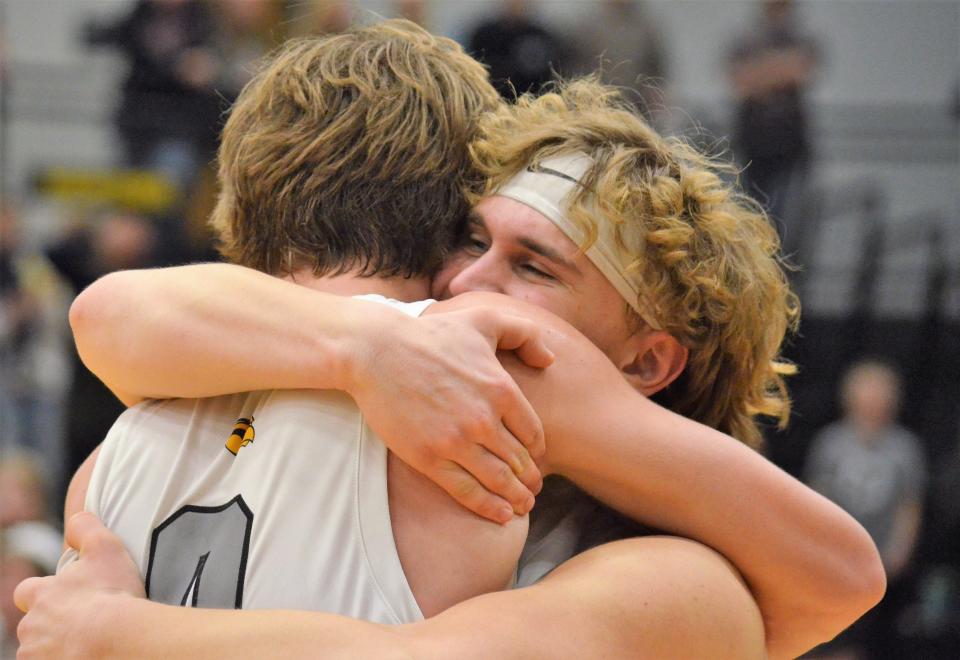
xmin=212 ymin=20 xmax=500 ymax=277
xmin=470 ymin=79 xmax=800 ymax=449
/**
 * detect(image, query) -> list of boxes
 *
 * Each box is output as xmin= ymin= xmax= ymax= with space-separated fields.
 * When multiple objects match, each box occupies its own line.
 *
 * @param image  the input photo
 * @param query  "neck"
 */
xmin=282 ymin=267 xmax=431 ymax=302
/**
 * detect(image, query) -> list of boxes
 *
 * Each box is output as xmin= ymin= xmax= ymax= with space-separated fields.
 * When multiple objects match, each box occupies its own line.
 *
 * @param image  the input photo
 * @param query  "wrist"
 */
xmin=83 ymin=591 xmax=141 ymax=659
xmin=333 ymin=298 xmax=406 ymax=398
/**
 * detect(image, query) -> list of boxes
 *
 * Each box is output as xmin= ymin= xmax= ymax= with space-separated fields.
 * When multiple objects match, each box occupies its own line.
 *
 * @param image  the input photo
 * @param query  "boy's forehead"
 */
xmin=473 ymin=197 xmax=577 ymax=250
xmin=475 ymin=195 xmax=556 ymax=227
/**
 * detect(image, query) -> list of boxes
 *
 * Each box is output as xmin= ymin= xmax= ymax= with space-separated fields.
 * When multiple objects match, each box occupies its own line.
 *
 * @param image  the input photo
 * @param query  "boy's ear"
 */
xmin=619 ymin=331 xmax=688 ymax=396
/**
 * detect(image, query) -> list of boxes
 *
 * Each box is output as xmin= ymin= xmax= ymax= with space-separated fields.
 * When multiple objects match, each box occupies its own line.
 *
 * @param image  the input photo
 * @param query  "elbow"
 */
xmin=69 ymin=270 xmax=139 ymax=368
xmin=857 ymin=537 xmax=888 ymax=615
xmin=69 ymin=279 xmax=101 ymax=355
xmin=70 ymin=273 xmax=115 ymax=350
xmin=830 ymin=525 xmax=887 ymax=631
xmin=788 ymin=525 xmax=886 ymax=655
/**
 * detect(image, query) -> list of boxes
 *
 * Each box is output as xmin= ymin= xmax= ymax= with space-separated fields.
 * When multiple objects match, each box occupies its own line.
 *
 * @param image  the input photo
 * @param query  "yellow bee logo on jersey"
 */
xmin=226 ymin=417 xmax=255 ymax=455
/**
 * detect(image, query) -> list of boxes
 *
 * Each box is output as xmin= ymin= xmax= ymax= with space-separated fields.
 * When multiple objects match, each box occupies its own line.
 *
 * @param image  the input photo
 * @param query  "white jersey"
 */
xmin=69 ymin=296 xmax=431 ymax=624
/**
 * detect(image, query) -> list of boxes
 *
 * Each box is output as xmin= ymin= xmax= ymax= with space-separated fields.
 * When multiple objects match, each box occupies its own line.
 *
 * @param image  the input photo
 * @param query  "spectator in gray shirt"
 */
xmin=807 ymin=360 xmax=926 ymax=578
xmin=805 ymin=359 xmax=927 ymax=658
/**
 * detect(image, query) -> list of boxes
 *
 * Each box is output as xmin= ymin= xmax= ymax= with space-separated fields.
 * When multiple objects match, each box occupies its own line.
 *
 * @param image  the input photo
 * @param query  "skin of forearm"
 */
xmin=473 ymin=303 xmax=884 ymax=657
xmin=91 ymin=538 xmax=764 ymax=660
xmin=90 ymin=596 xmax=415 ymax=660
xmin=573 ymin=418 xmax=880 ymax=655
xmin=564 ymin=404 xmax=883 ymax=657
xmin=549 ymin=399 xmax=881 ymax=657
xmin=408 ymin=538 xmax=765 ymax=660
xmin=69 ymin=264 xmax=391 ymax=405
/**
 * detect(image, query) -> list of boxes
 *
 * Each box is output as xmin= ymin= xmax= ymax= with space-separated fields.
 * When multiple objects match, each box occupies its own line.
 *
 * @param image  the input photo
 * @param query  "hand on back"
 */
xmin=346 ymin=305 xmax=554 ymax=524
xmin=15 ymin=512 xmax=145 ymax=658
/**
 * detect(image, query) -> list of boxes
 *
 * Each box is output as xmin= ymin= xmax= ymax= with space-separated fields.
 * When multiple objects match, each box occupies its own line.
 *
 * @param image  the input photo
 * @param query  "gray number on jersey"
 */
xmin=146 ymin=495 xmax=254 ymax=609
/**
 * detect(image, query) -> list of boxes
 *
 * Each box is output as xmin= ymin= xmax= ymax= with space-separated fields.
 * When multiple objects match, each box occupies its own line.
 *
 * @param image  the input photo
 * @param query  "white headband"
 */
xmin=496 ymin=152 xmax=661 ymax=330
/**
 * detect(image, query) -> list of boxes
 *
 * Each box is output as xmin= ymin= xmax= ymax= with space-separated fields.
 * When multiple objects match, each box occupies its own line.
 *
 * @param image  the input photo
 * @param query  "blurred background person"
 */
xmin=84 ymin=0 xmax=222 ymax=197
xmin=728 ymin=0 xmax=819 ymax=259
xmin=0 ymin=204 xmax=70 ymax=501
xmin=209 ymin=0 xmax=282 ymax=106
xmin=467 ymin=0 xmax=562 ymax=99
xmin=176 ymin=0 xmax=284 ymax=261
xmin=805 ymin=360 xmax=928 ymax=659
xmin=0 ymin=451 xmax=59 ymax=532
xmin=572 ymin=0 xmax=667 ymax=125
xmin=1 ymin=205 xmax=41 ymax=447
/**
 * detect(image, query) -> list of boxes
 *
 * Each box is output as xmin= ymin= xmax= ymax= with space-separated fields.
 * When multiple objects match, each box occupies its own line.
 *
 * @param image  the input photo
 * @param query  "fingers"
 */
xmin=432 ymin=462 xmax=517 ymax=524
xmin=65 ymin=511 xmax=125 ymax=562
xmin=512 ymin=334 xmax=555 ymax=370
xmin=482 ymin=312 xmax=549 ymax=459
xmin=428 ymin=430 xmax=539 ymax=520
xmin=499 ymin=380 xmax=546 ymax=460
xmin=64 ymin=511 xmax=102 ymax=550
xmin=481 ymin=426 xmax=543 ymax=497
xmin=456 ymin=443 xmax=537 ymax=517
xmin=14 ymin=576 xmax=49 ymax=613
xmin=490 ymin=314 xmax=555 ymax=369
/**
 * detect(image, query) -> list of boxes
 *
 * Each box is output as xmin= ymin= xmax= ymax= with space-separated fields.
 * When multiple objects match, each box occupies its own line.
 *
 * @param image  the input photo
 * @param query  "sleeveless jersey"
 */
xmin=70 ymin=296 xmax=432 ymax=624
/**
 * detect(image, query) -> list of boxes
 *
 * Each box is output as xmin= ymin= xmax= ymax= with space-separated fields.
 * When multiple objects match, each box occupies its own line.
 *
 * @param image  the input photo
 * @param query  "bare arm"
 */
xmin=437 ymin=292 xmax=886 ymax=658
xmin=70 ymin=264 xmax=411 ymax=407
xmin=70 ymin=264 xmax=554 ymax=522
xmin=61 ymin=446 xmax=99 ymax=550
xmin=17 ymin=514 xmax=763 ymax=660
xmin=411 ymin=536 xmax=765 ymax=660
